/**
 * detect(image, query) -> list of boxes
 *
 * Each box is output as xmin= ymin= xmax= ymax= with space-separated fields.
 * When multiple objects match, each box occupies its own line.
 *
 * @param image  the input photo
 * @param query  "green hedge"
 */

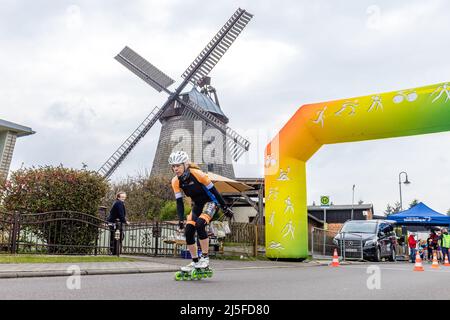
xmin=1 ymin=166 xmax=109 ymax=254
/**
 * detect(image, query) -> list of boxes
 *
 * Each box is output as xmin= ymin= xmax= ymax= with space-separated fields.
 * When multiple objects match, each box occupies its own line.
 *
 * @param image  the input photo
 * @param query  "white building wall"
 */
xmin=0 ymin=131 xmax=17 ymax=181
xmin=232 ymin=206 xmax=258 ymax=223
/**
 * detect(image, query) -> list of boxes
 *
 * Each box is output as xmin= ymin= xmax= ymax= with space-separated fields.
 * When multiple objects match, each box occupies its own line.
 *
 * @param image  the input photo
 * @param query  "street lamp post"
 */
xmin=398 ymin=171 xmax=411 ymax=261
xmin=351 ymin=184 xmax=355 ymax=220
xmin=398 ymin=171 xmax=411 ymax=211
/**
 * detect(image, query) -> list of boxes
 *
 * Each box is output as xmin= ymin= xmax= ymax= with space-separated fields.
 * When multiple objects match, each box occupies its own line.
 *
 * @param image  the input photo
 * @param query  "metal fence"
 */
xmin=122 ymin=221 xmax=180 ymax=256
xmin=338 ymin=232 xmax=364 ymax=260
xmin=311 ymin=227 xmax=364 ymax=261
xmin=224 ymin=222 xmax=265 ymax=246
xmin=311 ymin=227 xmax=338 ymax=257
xmin=0 ymin=211 xmax=185 ymax=256
xmin=0 ymin=212 xmax=14 ymax=253
xmin=0 ymin=211 xmax=260 ymax=257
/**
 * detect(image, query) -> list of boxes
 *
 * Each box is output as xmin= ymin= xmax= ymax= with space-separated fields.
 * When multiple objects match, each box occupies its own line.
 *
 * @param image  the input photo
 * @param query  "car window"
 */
xmin=341 ymin=222 xmax=377 ymax=233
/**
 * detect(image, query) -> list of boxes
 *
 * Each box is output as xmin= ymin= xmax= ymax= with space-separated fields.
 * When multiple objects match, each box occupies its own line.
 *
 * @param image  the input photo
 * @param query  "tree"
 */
xmin=159 ymin=200 xmax=190 ymax=221
xmin=409 ymin=199 xmax=420 ymax=209
xmin=1 ymin=166 xmax=109 ymax=253
xmin=393 ymin=202 xmax=402 ymax=213
xmin=2 ymin=166 xmax=108 ymax=214
xmin=358 ymin=200 xmax=364 ymax=205
xmin=104 ymin=174 xmax=182 ymax=221
xmin=447 ymin=208 xmax=450 ymax=217
xmin=385 ymin=202 xmax=402 ymax=215
xmin=384 ymin=204 xmax=394 ymax=216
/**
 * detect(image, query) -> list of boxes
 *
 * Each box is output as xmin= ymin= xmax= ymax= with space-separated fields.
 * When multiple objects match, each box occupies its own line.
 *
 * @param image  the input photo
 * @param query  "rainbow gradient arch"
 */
xmin=264 ymin=82 xmax=450 ymax=259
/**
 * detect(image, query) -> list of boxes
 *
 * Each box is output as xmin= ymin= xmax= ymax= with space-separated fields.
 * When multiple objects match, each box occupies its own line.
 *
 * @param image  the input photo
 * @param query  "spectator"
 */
xmin=428 ymin=231 xmax=439 ymax=263
xmin=107 ymin=191 xmax=129 ymax=255
xmin=436 ymin=230 xmax=443 ymax=262
xmin=419 ymin=240 xmax=427 ymax=261
xmin=440 ymin=228 xmax=450 ymax=261
xmin=408 ymin=233 xmax=417 ymax=263
xmin=427 ymin=236 xmax=433 ymax=261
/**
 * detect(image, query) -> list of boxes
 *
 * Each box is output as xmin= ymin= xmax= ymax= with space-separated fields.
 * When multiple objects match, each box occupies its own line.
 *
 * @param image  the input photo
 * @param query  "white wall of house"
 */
xmin=0 ymin=131 xmax=17 ymax=181
xmin=232 ymin=206 xmax=258 ymax=223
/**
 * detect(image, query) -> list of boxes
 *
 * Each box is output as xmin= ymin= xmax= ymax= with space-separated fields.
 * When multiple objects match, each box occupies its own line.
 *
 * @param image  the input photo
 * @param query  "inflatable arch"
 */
xmin=264 ymin=82 xmax=450 ymax=259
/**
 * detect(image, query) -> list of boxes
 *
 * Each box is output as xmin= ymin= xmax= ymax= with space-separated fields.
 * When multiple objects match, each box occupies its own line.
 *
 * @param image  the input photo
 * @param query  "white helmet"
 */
xmin=168 ymin=151 xmax=190 ymax=165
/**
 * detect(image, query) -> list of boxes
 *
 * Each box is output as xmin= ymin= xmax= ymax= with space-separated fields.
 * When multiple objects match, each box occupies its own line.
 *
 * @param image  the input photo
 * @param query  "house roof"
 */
xmin=308 ymin=213 xmax=324 ymax=224
xmin=308 ymin=204 xmax=373 ymax=211
xmin=0 ymin=119 xmax=35 ymax=137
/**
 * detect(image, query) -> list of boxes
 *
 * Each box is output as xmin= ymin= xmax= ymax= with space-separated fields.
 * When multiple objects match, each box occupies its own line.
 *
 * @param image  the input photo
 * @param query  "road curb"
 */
xmin=0 ymin=267 xmax=180 ymax=279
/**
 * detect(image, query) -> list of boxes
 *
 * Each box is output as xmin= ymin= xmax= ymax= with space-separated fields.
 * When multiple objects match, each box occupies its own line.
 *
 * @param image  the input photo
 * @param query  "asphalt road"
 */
xmin=1 ymin=262 xmax=449 ymax=300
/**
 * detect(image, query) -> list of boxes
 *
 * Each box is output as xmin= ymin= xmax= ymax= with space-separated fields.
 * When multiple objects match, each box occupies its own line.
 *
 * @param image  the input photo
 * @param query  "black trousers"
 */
xmin=109 ymin=225 xmax=124 ymax=255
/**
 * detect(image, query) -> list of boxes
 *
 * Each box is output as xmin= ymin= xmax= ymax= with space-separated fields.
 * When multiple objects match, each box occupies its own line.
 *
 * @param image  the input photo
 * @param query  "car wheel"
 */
xmin=374 ymin=246 xmax=381 ymax=262
xmin=388 ymin=247 xmax=396 ymax=262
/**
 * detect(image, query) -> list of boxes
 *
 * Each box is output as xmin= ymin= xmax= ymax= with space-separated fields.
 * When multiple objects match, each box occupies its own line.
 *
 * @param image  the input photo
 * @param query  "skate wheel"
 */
xmin=182 ymin=273 xmax=190 ymax=281
xmin=191 ymin=269 xmax=198 ymax=280
xmin=207 ymin=271 xmax=213 ymax=278
xmin=175 ymin=272 xmax=183 ymax=281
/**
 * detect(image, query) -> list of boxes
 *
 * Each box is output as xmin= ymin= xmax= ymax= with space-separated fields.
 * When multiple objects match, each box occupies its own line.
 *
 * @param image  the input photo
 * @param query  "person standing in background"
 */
xmin=107 ymin=191 xmax=130 ymax=255
xmin=440 ymin=228 xmax=450 ymax=262
xmin=408 ymin=233 xmax=417 ymax=263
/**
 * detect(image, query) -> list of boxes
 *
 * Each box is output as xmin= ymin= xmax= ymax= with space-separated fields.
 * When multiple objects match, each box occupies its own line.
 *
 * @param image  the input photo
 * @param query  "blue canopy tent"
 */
xmin=388 ymin=202 xmax=450 ymax=227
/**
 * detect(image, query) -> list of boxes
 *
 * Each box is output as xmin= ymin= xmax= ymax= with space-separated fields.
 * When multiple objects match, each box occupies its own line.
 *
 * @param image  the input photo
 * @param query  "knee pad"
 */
xmin=195 ymin=218 xmax=208 ymax=240
xmin=185 ymin=224 xmax=196 ymax=245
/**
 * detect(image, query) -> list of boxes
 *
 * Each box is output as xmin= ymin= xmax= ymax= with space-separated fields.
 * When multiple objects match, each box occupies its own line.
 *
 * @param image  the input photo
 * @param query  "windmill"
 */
xmin=98 ymin=8 xmax=253 ymax=179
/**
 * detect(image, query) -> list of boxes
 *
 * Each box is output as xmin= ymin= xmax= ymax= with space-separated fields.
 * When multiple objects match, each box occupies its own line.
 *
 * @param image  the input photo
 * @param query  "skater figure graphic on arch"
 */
xmin=267 ymin=187 xmax=279 ymax=200
xmin=170 ymin=151 xmax=233 ymax=280
xmin=367 ymin=95 xmax=383 ymax=112
xmin=269 ymin=211 xmax=276 ymax=227
xmin=265 ymin=154 xmax=277 ymax=168
xmin=284 ymin=196 xmax=294 ymax=214
xmin=430 ymin=83 xmax=450 ymax=103
xmin=268 ymin=241 xmax=284 ymax=251
xmin=312 ymin=106 xmax=327 ymax=127
xmin=335 ymin=100 xmax=358 ymax=116
xmin=277 ymin=167 xmax=290 ymax=181
xmin=281 ymin=221 xmax=295 ymax=239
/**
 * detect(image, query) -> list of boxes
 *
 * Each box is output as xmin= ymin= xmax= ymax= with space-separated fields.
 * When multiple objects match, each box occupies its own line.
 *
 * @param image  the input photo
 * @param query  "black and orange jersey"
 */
xmin=171 ymin=168 xmax=217 ymax=205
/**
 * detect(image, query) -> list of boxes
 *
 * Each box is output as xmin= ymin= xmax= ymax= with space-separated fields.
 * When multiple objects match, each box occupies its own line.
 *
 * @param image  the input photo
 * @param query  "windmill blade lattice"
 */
xmin=181 ymin=8 xmax=253 ymax=85
xmin=98 ymin=106 xmax=163 ymax=178
xmin=179 ymin=97 xmax=250 ymax=161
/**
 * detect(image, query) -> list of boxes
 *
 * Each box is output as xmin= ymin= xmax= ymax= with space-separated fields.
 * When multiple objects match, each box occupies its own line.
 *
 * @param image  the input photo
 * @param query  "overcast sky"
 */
xmin=2 ymin=0 xmax=450 ymax=215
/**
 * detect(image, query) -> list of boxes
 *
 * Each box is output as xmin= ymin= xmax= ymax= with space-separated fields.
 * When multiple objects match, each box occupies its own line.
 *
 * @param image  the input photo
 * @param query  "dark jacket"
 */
xmin=107 ymin=200 xmax=127 ymax=223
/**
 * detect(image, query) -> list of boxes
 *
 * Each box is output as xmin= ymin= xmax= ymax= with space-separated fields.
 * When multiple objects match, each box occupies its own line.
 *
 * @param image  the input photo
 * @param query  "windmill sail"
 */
xmin=99 ymin=8 xmax=253 ymax=178
xmin=98 ymin=106 xmax=163 ymax=178
xmin=179 ymin=98 xmax=250 ymax=161
xmin=115 ymin=46 xmax=175 ymax=92
xmin=181 ymin=8 xmax=253 ymax=85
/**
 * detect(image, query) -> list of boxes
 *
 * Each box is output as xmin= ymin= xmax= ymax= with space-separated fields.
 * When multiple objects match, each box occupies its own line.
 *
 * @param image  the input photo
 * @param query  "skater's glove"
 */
xmin=222 ymin=206 xmax=234 ymax=218
xmin=178 ymin=221 xmax=184 ymax=230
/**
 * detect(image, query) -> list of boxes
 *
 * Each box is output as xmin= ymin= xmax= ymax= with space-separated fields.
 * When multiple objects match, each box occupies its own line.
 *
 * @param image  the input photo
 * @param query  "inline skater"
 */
xmin=169 ymin=151 xmax=233 ymax=279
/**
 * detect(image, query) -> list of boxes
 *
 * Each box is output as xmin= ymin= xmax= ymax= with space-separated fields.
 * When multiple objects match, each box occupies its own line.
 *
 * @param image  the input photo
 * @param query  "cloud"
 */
xmin=3 ymin=0 xmax=450 ymax=213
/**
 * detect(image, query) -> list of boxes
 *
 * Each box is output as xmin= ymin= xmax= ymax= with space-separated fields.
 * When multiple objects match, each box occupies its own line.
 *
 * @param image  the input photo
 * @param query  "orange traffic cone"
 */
xmin=444 ymin=254 xmax=450 ymax=267
xmin=431 ymin=252 xmax=440 ymax=269
xmin=413 ymin=251 xmax=424 ymax=272
xmin=330 ymin=248 xmax=340 ymax=267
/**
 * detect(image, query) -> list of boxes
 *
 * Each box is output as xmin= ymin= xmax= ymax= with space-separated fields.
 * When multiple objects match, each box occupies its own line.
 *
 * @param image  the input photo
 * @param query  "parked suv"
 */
xmin=333 ymin=220 xmax=398 ymax=261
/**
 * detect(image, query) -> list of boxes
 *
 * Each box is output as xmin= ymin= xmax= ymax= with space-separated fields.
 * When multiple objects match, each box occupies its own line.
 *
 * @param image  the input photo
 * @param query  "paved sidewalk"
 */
xmin=0 ymin=261 xmax=179 ymax=279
